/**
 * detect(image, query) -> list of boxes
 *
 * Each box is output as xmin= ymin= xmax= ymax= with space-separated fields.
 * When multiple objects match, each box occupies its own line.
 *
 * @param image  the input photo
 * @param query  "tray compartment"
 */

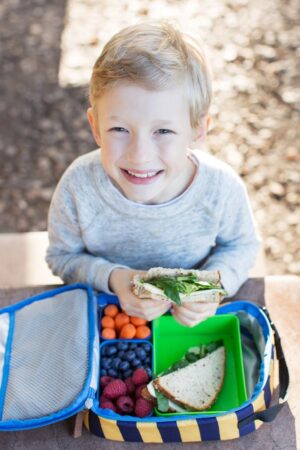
xmin=152 ymin=314 xmax=247 ymax=416
xmin=95 ymin=339 xmax=154 ymax=418
xmin=99 ymin=339 xmax=152 ymax=380
xmin=98 ymin=298 xmax=152 ymax=341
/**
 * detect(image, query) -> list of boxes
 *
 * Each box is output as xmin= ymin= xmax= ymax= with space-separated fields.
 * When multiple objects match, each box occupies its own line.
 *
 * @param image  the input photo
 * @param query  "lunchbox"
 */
xmin=0 ymin=283 xmax=289 ymax=442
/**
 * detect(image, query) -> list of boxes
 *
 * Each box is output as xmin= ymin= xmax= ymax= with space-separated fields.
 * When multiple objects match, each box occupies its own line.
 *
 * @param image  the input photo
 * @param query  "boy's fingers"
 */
xmin=141 ymin=301 xmax=171 ymax=321
xmin=181 ymin=302 xmax=218 ymax=314
xmin=145 ymin=302 xmax=171 ymax=321
xmin=171 ymin=305 xmax=213 ymax=327
xmin=171 ymin=309 xmax=195 ymax=327
xmin=140 ymin=298 xmax=171 ymax=308
xmin=121 ymin=296 xmax=171 ymax=320
xmin=173 ymin=305 xmax=199 ymax=321
xmin=174 ymin=303 xmax=218 ymax=321
xmin=172 ymin=311 xmax=210 ymax=327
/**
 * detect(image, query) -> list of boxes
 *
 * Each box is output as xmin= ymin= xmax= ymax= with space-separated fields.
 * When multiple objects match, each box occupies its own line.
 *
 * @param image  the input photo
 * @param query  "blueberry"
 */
xmin=129 ymin=343 xmax=138 ymax=350
xmin=119 ymin=361 xmax=130 ymax=372
xmin=101 ymin=357 xmax=112 ymax=369
xmin=135 ymin=348 xmax=146 ymax=360
xmin=125 ymin=351 xmax=136 ymax=362
xmin=123 ymin=369 xmax=133 ymax=378
xmin=106 ymin=345 xmax=117 ymax=356
xmin=112 ymin=357 xmax=122 ymax=370
xmin=131 ymin=358 xmax=141 ymax=368
xmin=141 ymin=343 xmax=151 ymax=353
xmin=108 ymin=368 xmax=118 ymax=377
xmin=117 ymin=341 xmax=129 ymax=351
xmin=101 ymin=346 xmax=108 ymax=356
xmin=117 ymin=350 xmax=126 ymax=360
xmin=145 ymin=367 xmax=152 ymax=378
xmin=145 ymin=357 xmax=151 ymax=365
xmin=100 ymin=369 xmax=107 ymax=376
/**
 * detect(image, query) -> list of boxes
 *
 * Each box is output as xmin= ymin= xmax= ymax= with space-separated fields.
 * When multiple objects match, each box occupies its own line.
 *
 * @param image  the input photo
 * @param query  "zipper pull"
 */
xmin=85 ymin=388 xmax=96 ymax=409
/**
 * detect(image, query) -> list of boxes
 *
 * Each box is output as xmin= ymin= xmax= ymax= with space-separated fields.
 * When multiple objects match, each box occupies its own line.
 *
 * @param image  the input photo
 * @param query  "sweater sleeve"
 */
xmin=200 ymin=177 xmax=261 ymax=297
xmin=46 ymin=174 xmax=129 ymax=293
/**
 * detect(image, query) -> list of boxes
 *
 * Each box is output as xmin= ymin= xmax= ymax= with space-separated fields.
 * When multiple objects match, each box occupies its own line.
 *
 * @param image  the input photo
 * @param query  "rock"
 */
xmin=250 ymin=172 xmax=266 ymax=189
xmin=222 ymin=44 xmax=238 ymax=62
xmin=254 ymin=45 xmax=277 ymax=60
xmin=280 ymin=88 xmax=300 ymax=105
xmin=285 ymin=147 xmax=299 ymax=162
xmin=286 ymin=192 xmax=298 ymax=205
xmin=269 ymin=182 xmax=285 ymax=198
xmin=266 ymin=237 xmax=282 ymax=256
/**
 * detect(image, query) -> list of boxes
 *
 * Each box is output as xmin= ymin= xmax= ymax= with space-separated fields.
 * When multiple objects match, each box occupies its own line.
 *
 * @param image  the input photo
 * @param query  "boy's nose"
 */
xmin=126 ymin=136 xmax=154 ymax=164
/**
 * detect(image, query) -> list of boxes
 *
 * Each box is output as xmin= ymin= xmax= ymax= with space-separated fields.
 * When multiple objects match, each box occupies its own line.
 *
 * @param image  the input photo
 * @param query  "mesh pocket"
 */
xmin=3 ymin=289 xmax=89 ymax=421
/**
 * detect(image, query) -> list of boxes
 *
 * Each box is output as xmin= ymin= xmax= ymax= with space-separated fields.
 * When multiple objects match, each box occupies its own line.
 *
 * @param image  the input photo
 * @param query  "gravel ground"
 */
xmin=0 ymin=0 xmax=299 ymax=275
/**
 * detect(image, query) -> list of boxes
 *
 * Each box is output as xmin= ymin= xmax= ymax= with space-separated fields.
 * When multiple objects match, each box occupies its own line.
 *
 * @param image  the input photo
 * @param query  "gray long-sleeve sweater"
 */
xmin=46 ymin=149 xmax=260 ymax=297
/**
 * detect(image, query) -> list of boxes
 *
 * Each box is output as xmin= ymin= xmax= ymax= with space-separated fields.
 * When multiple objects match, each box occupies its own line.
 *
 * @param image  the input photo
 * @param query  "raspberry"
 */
xmin=135 ymin=383 xmax=147 ymax=398
xmin=132 ymin=368 xmax=149 ymax=386
xmin=100 ymin=376 xmax=114 ymax=389
xmin=134 ymin=398 xmax=153 ymax=418
xmin=100 ymin=400 xmax=117 ymax=412
xmin=103 ymin=379 xmax=127 ymax=399
xmin=116 ymin=395 xmax=134 ymax=414
xmin=99 ymin=393 xmax=109 ymax=403
xmin=124 ymin=377 xmax=135 ymax=395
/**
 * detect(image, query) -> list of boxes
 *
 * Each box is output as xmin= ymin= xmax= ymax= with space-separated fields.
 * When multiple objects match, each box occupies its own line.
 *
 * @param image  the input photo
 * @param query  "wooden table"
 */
xmin=0 ymin=277 xmax=298 ymax=450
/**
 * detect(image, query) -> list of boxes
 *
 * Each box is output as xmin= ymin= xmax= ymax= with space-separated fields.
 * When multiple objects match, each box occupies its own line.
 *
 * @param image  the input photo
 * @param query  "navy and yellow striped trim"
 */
xmin=86 ymin=407 xmax=264 ymax=442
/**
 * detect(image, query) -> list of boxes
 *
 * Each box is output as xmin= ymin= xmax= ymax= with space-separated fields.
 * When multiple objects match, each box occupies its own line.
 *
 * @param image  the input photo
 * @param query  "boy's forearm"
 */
xmin=108 ymin=267 xmax=130 ymax=293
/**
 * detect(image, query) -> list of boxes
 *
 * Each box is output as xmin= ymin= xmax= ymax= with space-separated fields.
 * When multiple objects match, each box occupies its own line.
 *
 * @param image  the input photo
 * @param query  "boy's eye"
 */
xmin=156 ymin=129 xmax=174 ymax=135
xmin=109 ymin=127 xmax=128 ymax=133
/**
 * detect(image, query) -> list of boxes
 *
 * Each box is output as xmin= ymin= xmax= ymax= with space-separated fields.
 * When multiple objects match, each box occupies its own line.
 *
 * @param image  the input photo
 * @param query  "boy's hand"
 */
xmin=109 ymin=268 xmax=171 ymax=321
xmin=171 ymin=302 xmax=218 ymax=327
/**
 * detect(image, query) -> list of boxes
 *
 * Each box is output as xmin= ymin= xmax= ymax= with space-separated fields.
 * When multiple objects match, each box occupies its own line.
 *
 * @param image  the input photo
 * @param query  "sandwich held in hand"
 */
xmin=132 ymin=268 xmax=227 ymax=305
xmin=142 ymin=342 xmax=226 ymax=412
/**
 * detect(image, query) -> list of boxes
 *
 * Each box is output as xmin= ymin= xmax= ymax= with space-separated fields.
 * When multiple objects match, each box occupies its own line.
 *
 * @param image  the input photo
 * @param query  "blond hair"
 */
xmin=89 ymin=21 xmax=212 ymax=128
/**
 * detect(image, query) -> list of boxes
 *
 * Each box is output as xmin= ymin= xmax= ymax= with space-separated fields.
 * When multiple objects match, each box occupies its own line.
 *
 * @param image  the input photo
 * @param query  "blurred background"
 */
xmin=0 ymin=0 xmax=299 ymax=277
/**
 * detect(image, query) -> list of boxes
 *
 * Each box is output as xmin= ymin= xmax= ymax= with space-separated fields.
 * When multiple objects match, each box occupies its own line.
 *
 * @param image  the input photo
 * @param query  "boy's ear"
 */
xmin=87 ymin=107 xmax=101 ymax=147
xmin=190 ymin=115 xmax=211 ymax=149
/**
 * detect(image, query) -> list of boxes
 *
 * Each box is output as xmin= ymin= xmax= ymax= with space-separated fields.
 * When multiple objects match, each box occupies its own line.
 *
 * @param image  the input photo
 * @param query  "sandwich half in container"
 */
xmin=142 ymin=343 xmax=226 ymax=413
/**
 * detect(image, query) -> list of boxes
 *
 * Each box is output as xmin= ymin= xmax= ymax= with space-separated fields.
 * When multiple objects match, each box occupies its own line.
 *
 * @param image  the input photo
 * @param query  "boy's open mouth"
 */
xmin=121 ymin=169 xmax=164 ymax=184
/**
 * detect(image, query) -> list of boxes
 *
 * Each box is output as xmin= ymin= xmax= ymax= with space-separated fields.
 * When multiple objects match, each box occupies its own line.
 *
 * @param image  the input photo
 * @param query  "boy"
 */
xmin=46 ymin=21 xmax=260 ymax=327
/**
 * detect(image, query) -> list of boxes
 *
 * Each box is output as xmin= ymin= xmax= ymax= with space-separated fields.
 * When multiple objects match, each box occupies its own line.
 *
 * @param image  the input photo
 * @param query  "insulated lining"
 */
xmin=0 ymin=313 xmax=10 ymax=390
xmin=2 ymin=289 xmax=89 ymax=421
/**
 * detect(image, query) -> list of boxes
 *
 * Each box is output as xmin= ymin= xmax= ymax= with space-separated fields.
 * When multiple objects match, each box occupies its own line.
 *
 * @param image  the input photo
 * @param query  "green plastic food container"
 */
xmin=152 ymin=314 xmax=247 ymax=416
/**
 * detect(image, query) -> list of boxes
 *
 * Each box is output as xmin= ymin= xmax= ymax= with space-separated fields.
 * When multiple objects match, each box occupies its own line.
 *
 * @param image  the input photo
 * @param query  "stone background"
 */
xmin=0 ymin=0 xmax=299 ymax=275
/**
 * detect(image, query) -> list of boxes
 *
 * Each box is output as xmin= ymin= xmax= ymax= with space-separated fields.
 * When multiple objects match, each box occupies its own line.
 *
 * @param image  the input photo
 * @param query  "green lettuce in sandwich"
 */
xmin=132 ymin=267 xmax=227 ymax=305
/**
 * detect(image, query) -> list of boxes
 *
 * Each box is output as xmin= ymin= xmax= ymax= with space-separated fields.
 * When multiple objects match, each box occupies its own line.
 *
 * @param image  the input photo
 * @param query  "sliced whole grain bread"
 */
xmin=153 ymin=346 xmax=226 ymax=411
xmin=132 ymin=267 xmax=224 ymax=303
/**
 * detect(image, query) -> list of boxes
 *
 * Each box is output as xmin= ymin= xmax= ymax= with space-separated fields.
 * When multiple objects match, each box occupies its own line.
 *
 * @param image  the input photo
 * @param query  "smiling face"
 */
xmin=87 ymin=82 xmax=208 ymax=204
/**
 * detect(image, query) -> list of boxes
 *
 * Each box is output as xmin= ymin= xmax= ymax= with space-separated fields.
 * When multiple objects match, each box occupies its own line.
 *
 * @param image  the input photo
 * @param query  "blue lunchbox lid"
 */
xmin=0 ymin=284 xmax=99 ymax=431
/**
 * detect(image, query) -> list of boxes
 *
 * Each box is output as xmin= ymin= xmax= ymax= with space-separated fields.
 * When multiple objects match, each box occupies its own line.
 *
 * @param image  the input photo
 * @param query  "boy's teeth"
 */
xmin=127 ymin=170 xmax=158 ymax=178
